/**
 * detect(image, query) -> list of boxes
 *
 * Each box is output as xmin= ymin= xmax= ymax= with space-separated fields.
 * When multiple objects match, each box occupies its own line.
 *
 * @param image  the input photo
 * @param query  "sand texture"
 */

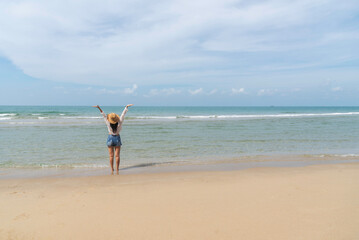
xmin=1 ymin=163 xmax=359 ymax=240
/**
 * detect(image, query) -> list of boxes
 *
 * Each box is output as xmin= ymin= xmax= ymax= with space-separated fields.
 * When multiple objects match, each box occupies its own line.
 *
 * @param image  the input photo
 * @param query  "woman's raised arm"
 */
xmin=119 ymin=104 xmax=134 ymax=122
xmin=92 ymin=105 xmax=103 ymax=113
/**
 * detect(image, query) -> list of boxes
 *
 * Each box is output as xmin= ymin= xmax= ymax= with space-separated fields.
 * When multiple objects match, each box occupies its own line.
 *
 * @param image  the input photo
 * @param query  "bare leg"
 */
xmin=115 ymin=146 xmax=121 ymax=172
xmin=108 ymin=147 xmax=114 ymax=172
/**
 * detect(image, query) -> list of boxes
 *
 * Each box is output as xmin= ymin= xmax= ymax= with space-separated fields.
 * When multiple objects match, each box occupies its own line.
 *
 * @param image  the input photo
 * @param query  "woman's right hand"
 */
xmin=126 ymin=104 xmax=134 ymax=108
xmin=92 ymin=105 xmax=99 ymax=108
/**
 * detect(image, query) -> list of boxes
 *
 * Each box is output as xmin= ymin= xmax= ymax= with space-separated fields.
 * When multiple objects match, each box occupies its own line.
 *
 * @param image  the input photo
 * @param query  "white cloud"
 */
xmin=331 ymin=87 xmax=343 ymax=92
xmin=97 ymin=88 xmax=121 ymax=95
xmin=208 ymin=89 xmax=218 ymax=95
xmin=146 ymin=89 xmax=160 ymax=96
xmin=188 ymin=88 xmax=203 ymax=95
xmin=0 ymin=0 xmax=358 ymax=88
xmin=257 ymin=89 xmax=278 ymax=96
xmin=94 ymin=84 xmax=138 ymax=95
xmin=123 ymin=84 xmax=138 ymax=95
xmin=231 ymin=88 xmax=245 ymax=94
xmin=291 ymin=88 xmax=301 ymax=92
xmin=188 ymin=88 xmax=218 ymax=95
xmin=162 ymin=88 xmax=182 ymax=95
xmin=145 ymin=88 xmax=181 ymax=97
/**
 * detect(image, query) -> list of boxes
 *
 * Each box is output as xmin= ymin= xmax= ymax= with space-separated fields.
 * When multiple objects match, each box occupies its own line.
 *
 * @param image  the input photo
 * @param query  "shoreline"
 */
xmin=1 ymin=155 xmax=359 ymax=180
xmin=1 ymin=162 xmax=358 ymax=239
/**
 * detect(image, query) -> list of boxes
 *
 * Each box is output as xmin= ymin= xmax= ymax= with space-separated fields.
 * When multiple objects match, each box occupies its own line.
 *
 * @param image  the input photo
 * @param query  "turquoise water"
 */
xmin=1 ymin=106 xmax=359 ymax=169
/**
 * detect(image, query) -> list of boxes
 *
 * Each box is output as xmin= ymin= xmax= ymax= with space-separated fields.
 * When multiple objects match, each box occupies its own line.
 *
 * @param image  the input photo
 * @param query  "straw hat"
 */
xmin=107 ymin=113 xmax=119 ymax=124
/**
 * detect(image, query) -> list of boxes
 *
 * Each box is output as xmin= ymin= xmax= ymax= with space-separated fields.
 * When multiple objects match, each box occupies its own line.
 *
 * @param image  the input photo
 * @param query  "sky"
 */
xmin=0 ymin=0 xmax=358 ymax=106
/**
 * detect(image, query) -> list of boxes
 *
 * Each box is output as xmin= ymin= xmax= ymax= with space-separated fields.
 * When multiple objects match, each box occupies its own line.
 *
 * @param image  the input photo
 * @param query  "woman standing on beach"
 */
xmin=93 ymin=104 xmax=133 ymax=173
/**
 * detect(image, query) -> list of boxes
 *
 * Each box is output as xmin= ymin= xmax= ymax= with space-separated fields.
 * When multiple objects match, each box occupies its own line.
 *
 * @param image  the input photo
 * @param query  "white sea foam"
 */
xmin=134 ymin=115 xmax=217 ymax=119
xmin=31 ymin=114 xmax=41 ymax=116
xmin=0 ymin=113 xmax=16 ymax=116
xmin=2 ymin=111 xmax=359 ymax=123
xmin=186 ymin=115 xmax=217 ymax=119
xmin=8 ymin=121 xmax=38 ymax=125
xmin=135 ymin=116 xmax=177 ymax=119
xmin=334 ymin=154 xmax=359 ymax=157
xmin=61 ymin=116 xmax=101 ymax=119
xmin=39 ymin=164 xmax=109 ymax=168
xmin=318 ymin=153 xmax=359 ymax=158
xmin=72 ymin=164 xmax=108 ymax=168
xmin=132 ymin=112 xmax=359 ymax=120
xmin=217 ymin=112 xmax=359 ymax=119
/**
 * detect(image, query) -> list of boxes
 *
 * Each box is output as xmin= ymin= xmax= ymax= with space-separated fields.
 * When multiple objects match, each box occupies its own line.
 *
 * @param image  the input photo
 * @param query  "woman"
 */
xmin=93 ymin=104 xmax=133 ymax=173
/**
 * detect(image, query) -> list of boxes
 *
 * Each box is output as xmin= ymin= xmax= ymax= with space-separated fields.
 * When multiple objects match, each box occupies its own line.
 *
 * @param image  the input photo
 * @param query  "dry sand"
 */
xmin=1 ymin=163 xmax=359 ymax=240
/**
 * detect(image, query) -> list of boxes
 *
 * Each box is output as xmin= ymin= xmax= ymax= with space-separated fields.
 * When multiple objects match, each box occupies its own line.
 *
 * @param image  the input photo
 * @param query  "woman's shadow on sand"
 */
xmin=119 ymin=162 xmax=174 ymax=171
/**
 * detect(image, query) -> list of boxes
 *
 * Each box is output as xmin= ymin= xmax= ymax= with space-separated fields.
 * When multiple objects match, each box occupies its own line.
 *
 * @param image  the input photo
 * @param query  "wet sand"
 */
xmin=1 ymin=162 xmax=358 ymax=240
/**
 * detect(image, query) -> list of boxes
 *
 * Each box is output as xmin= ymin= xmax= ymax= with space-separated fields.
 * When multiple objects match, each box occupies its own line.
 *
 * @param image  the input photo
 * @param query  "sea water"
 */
xmin=1 ymin=106 xmax=359 ymax=169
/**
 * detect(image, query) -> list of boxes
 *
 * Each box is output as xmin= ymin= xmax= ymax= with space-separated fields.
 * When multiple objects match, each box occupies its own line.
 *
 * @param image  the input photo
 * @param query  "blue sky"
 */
xmin=0 ymin=0 xmax=358 ymax=106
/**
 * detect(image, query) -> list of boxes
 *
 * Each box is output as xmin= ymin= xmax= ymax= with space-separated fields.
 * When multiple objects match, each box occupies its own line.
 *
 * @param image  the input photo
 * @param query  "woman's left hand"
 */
xmin=126 ymin=104 xmax=134 ymax=108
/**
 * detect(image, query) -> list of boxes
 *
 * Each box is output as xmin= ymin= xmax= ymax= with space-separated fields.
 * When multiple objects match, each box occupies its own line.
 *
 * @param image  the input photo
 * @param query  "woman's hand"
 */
xmin=92 ymin=105 xmax=103 ymax=113
xmin=126 ymin=104 xmax=134 ymax=108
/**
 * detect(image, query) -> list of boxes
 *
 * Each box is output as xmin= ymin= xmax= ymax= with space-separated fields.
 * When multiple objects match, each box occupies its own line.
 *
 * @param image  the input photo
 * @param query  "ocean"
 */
xmin=1 ymin=106 xmax=359 ymax=172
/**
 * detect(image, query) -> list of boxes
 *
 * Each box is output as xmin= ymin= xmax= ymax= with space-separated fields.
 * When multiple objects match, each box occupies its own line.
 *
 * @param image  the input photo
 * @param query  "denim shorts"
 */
xmin=107 ymin=135 xmax=122 ymax=147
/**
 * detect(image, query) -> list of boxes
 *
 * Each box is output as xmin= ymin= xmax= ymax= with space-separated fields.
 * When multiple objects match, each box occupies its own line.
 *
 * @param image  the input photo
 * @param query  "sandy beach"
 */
xmin=1 ymin=162 xmax=359 ymax=240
